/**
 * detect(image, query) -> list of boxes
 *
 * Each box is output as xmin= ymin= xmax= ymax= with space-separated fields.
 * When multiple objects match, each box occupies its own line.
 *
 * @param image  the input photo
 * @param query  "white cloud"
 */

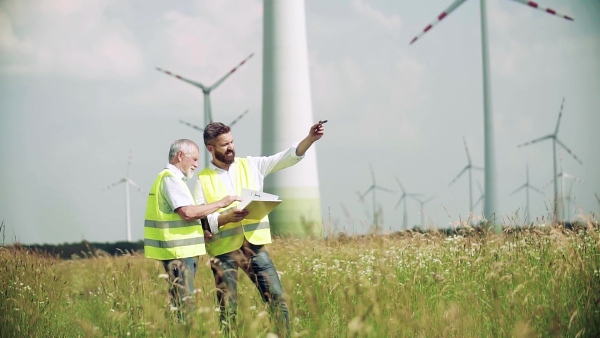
xmin=0 ymin=0 xmax=144 ymax=79
xmin=351 ymin=0 xmax=402 ymax=31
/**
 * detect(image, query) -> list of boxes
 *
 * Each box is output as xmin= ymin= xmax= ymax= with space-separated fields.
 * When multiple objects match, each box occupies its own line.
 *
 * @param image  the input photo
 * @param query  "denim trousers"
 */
xmin=162 ymin=256 xmax=198 ymax=319
xmin=211 ymin=242 xmax=290 ymax=337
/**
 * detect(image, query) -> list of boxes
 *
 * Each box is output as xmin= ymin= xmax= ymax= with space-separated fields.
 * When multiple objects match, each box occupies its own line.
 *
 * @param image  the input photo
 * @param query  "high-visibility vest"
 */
xmin=144 ymin=169 xmax=206 ymax=260
xmin=197 ymin=158 xmax=271 ymax=257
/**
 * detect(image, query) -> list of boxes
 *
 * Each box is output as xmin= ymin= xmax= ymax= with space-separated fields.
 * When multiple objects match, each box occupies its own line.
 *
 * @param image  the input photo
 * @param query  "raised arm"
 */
xmin=296 ymin=122 xmax=325 ymax=156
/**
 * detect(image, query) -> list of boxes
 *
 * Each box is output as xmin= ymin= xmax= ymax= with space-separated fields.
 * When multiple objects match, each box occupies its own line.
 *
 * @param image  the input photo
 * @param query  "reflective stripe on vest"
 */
xmin=144 ymin=236 xmax=205 ymax=248
xmin=210 ymin=221 xmax=270 ymax=241
xmin=144 ymin=169 xmax=206 ymax=259
xmin=198 ymin=158 xmax=272 ymax=257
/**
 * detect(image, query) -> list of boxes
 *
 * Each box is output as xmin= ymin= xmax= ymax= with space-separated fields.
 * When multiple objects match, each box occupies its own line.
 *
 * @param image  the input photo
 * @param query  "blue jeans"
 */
xmin=162 ymin=256 xmax=198 ymax=320
xmin=211 ymin=243 xmax=289 ymax=337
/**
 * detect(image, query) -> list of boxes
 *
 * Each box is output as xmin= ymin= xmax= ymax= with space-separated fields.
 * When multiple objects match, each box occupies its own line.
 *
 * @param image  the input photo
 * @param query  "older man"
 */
xmin=144 ymin=139 xmax=240 ymax=320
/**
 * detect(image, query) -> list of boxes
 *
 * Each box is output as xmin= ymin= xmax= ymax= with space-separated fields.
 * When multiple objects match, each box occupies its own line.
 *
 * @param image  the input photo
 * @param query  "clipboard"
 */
xmin=241 ymin=200 xmax=282 ymax=220
xmin=237 ymin=188 xmax=282 ymax=220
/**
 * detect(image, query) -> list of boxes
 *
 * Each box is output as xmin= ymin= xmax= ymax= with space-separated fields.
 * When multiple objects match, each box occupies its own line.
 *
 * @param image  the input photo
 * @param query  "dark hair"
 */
xmin=203 ymin=122 xmax=231 ymax=146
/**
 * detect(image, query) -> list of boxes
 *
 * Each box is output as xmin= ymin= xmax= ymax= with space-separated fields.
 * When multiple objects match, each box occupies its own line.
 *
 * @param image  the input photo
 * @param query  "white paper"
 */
xmin=238 ymin=188 xmax=280 ymax=209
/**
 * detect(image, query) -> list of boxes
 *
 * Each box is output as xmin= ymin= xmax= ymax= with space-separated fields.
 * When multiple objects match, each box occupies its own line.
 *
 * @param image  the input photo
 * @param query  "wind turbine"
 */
xmin=179 ymin=109 xmax=250 ymax=133
xmin=414 ymin=195 xmax=435 ymax=228
xmin=359 ymin=164 xmax=394 ymax=230
xmin=156 ymin=53 xmax=254 ymax=167
xmin=510 ymin=163 xmax=543 ymax=223
xmin=518 ymin=98 xmax=583 ymax=221
xmin=410 ymin=0 xmax=574 ymax=230
xmin=105 ymin=152 xmax=145 ymax=242
xmin=394 ymin=177 xmax=422 ymax=231
xmin=543 ymin=151 xmax=583 ymax=222
xmin=449 ymin=137 xmax=483 ymax=214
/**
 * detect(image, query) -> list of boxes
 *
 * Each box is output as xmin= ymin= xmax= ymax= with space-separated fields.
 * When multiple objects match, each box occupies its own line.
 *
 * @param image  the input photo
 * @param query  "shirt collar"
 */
xmin=165 ymin=163 xmax=187 ymax=181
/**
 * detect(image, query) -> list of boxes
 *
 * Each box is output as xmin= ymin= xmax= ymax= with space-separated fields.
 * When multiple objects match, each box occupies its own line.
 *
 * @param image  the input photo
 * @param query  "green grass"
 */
xmin=2 ymin=219 xmax=600 ymax=337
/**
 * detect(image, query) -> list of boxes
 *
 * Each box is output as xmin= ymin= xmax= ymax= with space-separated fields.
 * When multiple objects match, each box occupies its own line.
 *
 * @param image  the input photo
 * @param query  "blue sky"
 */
xmin=1 ymin=0 xmax=598 ymax=244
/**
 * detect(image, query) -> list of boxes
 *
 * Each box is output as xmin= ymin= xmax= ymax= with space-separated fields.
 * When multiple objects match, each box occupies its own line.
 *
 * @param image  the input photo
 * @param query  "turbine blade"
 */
xmin=395 ymin=176 xmax=405 ymax=193
xmin=463 ymin=136 xmax=472 ymax=164
xmin=409 ymin=0 xmax=469 ymax=44
xmin=359 ymin=186 xmax=374 ymax=200
xmin=394 ymin=196 xmax=406 ymax=210
xmin=179 ymin=119 xmax=204 ymax=132
xmin=209 ymin=53 xmax=254 ymax=91
xmin=105 ymin=178 xmax=126 ymax=190
xmin=530 ymin=185 xmax=544 ymax=195
xmin=375 ymin=185 xmax=395 ymax=193
xmin=508 ymin=0 xmax=574 ymax=21
xmin=128 ymin=179 xmax=146 ymax=194
xmin=156 ymin=67 xmax=206 ymax=90
xmin=449 ymin=167 xmax=468 ymax=186
xmin=554 ymin=97 xmax=565 ymax=135
xmin=472 ymin=166 xmax=484 ymax=171
xmin=510 ymin=184 xmax=527 ymax=196
xmin=229 ymin=109 xmax=249 ymax=127
xmin=517 ymin=134 xmax=552 ymax=148
xmin=556 ymin=138 xmax=583 ymax=165
xmin=370 ymin=164 xmax=376 ymax=185
xmin=127 ymin=151 xmax=132 ymax=177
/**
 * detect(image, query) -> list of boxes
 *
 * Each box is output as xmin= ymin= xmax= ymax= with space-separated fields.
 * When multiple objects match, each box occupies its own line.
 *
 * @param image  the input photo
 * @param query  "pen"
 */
xmin=318 ymin=120 xmax=328 ymax=124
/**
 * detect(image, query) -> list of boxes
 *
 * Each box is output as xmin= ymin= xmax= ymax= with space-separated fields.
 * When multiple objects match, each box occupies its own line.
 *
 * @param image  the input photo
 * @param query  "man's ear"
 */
xmin=206 ymin=144 xmax=213 ymax=153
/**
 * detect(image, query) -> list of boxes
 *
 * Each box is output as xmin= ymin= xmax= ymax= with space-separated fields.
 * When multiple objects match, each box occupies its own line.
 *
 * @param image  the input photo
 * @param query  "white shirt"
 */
xmin=160 ymin=163 xmax=195 ymax=214
xmin=193 ymin=144 xmax=303 ymax=234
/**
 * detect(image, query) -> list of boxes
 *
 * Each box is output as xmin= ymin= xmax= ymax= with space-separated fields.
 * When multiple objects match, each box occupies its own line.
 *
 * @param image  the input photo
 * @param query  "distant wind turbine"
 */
xmin=543 ymin=151 xmax=583 ymax=222
xmin=156 ymin=53 xmax=254 ymax=167
xmin=179 ymin=109 xmax=250 ymax=133
xmin=394 ymin=177 xmax=422 ymax=230
xmin=410 ymin=0 xmax=573 ymax=230
xmin=518 ymin=98 xmax=583 ymax=221
xmin=359 ymin=164 xmax=394 ymax=230
xmin=105 ymin=152 xmax=145 ymax=242
xmin=510 ymin=163 xmax=544 ymax=223
xmin=414 ymin=195 xmax=435 ymax=228
xmin=449 ymin=137 xmax=483 ymax=214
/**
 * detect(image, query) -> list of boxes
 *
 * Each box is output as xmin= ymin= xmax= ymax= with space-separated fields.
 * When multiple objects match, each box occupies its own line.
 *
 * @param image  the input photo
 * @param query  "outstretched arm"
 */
xmin=296 ymin=121 xmax=325 ymax=156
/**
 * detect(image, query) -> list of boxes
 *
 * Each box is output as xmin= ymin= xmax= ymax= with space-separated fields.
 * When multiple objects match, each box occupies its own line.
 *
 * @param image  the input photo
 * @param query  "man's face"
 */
xmin=180 ymin=147 xmax=199 ymax=179
xmin=209 ymin=132 xmax=235 ymax=165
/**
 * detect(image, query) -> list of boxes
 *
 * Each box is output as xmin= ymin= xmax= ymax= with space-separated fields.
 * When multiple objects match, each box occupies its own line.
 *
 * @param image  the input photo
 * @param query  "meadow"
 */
xmin=2 ymin=218 xmax=600 ymax=338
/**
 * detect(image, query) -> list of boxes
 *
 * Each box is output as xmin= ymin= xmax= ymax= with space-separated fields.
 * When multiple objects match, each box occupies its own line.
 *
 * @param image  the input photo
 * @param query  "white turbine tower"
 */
xmin=410 ymin=0 xmax=574 ymax=230
xmin=156 ymin=53 xmax=254 ymax=167
xmin=449 ymin=137 xmax=483 ymax=214
xmin=359 ymin=164 xmax=394 ymax=230
xmin=518 ymin=98 xmax=582 ymax=221
xmin=179 ymin=109 xmax=250 ymax=133
xmin=262 ymin=0 xmax=323 ymax=236
xmin=510 ymin=163 xmax=543 ymax=223
xmin=105 ymin=152 xmax=145 ymax=242
xmin=394 ymin=178 xmax=421 ymax=231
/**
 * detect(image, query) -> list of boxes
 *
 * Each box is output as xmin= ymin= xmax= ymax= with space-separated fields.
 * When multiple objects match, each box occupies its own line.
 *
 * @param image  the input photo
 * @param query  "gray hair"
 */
xmin=168 ymin=139 xmax=198 ymax=161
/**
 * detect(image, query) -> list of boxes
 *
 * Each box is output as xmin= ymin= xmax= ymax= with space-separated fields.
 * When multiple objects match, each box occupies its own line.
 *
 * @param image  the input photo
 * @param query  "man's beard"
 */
xmin=185 ymin=168 xmax=195 ymax=180
xmin=215 ymin=149 xmax=235 ymax=165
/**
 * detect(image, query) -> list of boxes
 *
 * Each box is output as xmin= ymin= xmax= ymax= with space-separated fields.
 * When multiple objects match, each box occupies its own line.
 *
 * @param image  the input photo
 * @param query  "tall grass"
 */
xmin=1 ymin=218 xmax=600 ymax=337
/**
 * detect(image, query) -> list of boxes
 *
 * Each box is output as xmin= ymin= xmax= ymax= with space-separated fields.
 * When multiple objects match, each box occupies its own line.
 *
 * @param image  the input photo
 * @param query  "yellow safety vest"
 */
xmin=144 ymin=169 xmax=206 ymax=260
xmin=198 ymin=158 xmax=271 ymax=257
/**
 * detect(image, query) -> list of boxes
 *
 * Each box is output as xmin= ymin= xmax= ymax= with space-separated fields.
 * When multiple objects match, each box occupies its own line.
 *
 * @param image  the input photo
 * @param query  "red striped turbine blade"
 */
xmin=409 ymin=0 xmax=469 ymax=45
xmin=509 ymin=0 xmax=574 ymax=21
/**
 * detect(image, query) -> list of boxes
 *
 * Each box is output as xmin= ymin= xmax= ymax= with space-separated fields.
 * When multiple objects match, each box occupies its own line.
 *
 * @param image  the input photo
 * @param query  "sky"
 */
xmin=1 ymin=0 xmax=599 ymax=245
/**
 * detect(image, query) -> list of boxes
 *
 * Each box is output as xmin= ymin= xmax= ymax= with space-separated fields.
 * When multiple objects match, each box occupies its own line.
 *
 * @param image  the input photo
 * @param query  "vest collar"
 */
xmin=165 ymin=163 xmax=186 ymax=181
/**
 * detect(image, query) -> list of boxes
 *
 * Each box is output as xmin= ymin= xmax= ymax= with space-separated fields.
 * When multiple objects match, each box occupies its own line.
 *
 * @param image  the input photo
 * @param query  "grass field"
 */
xmin=2 ymin=218 xmax=600 ymax=337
